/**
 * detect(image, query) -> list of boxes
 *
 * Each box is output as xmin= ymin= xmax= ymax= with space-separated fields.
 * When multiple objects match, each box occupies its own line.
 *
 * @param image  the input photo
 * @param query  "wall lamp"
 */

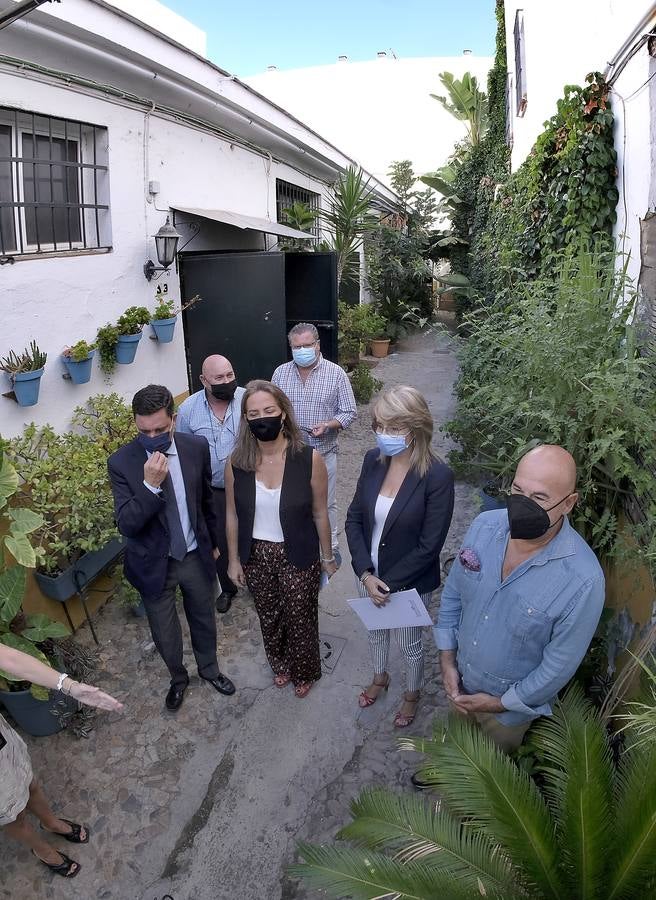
xmin=143 ymin=216 xmax=182 ymax=281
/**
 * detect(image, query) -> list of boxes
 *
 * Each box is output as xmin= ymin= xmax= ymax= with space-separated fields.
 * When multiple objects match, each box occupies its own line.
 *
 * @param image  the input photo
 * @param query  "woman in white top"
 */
xmin=226 ymin=381 xmax=336 ymax=698
xmin=345 ymin=386 xmax=454 ymax=727
xmin=0 ymin=644 xmax=122 ymax=879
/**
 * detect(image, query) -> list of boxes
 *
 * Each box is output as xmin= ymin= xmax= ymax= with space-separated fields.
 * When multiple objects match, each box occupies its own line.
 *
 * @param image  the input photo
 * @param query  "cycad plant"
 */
xmin=291 ymin=686 xmax=656 ymax=899
xmin=322 ymin=166 xmax=378 ymax=290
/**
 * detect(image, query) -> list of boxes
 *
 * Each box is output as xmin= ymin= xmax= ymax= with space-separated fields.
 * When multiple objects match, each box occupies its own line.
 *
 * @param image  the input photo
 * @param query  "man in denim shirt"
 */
xmin=434 ymin=445 xmax=605 ymax=752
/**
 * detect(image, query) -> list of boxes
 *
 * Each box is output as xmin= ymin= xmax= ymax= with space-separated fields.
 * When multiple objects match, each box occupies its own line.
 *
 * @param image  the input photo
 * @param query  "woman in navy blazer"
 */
xmin=345 ymin=385 xmax=454 ymax=727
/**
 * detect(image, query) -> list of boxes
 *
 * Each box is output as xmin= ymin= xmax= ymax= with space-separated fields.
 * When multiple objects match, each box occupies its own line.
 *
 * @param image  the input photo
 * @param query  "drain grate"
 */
xmin=319 ymin=633 xmax=346 ymax=674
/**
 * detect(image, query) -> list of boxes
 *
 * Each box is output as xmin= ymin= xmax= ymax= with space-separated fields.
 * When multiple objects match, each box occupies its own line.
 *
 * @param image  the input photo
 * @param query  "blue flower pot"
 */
xmin=115 ymin=332 xmax=142 ymax=364
xmin=12 ymin=367 xmax=45 ymax=406
xmin=150 ymin=317 xmax=177 ymax=343
xmin=62 ymin=350 xmax=95 ymax=385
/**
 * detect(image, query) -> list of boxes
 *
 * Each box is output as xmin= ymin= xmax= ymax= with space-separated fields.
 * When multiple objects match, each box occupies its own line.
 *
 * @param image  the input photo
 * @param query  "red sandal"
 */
xmin=394 ymin=693 xmax=420 ymax=728
xmin=358 ymin=674 xmax=390 ymax=708
xmin=294 ymin=682 xmax=314 ymax=699
xmin=274 ymin=673 xmax=292 ymax=688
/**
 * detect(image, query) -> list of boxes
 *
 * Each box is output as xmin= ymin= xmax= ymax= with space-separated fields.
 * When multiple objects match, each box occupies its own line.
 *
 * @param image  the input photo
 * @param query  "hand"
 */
xmin=212 ymin=547 xmax=220 ymax=560
xmin=364 ymin=575 xmax=391 ymax=606
xmin=144 ymin=451 xmax=168 ymax=489
xmin=228 ymin=560 xmax=246 ymax=588
xmin=451 ymin=692 xmax=505 ymax=715
xmin=67 ymin=681 xmax=124 ymax=712
xmin=310 ymin=422 xmax=329 ymax=437
xmin=321 ymin=559 xmax=338 ymax=579
xmin=440 ymin=662 xmax=462 ymax=703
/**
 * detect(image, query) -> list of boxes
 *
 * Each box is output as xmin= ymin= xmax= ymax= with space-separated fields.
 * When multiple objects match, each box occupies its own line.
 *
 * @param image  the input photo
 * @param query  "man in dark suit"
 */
xmin=108 ymin=384 xmax=235 ymax=712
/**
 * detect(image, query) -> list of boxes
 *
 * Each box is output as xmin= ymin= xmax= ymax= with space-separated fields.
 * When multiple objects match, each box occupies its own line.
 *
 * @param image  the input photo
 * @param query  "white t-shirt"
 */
xmin=252 ymin=480 xmax=285 ymax=542
xmin=370 ymin=494 xmax=395 ymax=575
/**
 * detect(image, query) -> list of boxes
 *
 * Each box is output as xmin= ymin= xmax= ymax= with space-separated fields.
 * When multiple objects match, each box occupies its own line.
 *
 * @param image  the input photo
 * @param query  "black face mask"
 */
xmin=506 ymin=492 xmax=571 ymax=540
xmin=209 ymin=379 xmax=238 ymax=402
xmin=247 ymin=414 xmax=283 ymax=442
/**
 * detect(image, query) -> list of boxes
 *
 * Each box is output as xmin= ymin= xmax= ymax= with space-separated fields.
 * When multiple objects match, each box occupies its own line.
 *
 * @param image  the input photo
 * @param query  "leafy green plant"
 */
xmin=446 ymin=247 xmax=655 ymax=567
xmin=349 ymin=363 xmax=383 ymax=404
xmin=0 ymin=448 xmax=69 ymax=700
xmin=4 ymin=394 xmax=135 ymax=575
xmin=95 ymin=323 xmax=120 ymax=375
xmin=431 ymin=70 xmax=489 ymax=146
xmin=615 ymin=653 xmax=656 ymax=748
xmin=62 ymin=339 xmax=95 ymax=362
xmin=116 ymin=305 xmax=150 ymax=335
xmin=0 ymin=340 xmax=47 ymax=375
xmin=338 ymin=302 xmax=388 ymax=367
xmin=322 ymin=166 xmax=378 ymax=289
xmin=292 ymin=686 xmax=656 ymax=899
xmin=152 ymin=297 xmax=177 ymax=320
xmin=366 ymin=224 xmax=433 ymax=325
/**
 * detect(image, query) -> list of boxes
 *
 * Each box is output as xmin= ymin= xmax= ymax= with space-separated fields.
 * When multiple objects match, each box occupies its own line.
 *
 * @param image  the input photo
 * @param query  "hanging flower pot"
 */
xmin=12 ymin=367 xmax=46 ymax=406
xmin=62 ymin=349 xmax=95 ymax=385
xmin=115 ymin=332 xmax=142 ymax=365
xmin=150 ymin=316 xmax=177 ymax=343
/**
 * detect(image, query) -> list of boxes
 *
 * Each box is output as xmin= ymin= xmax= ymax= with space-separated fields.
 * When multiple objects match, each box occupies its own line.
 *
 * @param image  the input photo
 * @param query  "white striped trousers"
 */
xmin=357 ymin=581 xmax=430 ymax=692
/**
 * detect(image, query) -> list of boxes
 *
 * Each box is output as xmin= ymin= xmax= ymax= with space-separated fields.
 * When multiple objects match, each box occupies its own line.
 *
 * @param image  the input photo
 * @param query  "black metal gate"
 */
xmin=179 ymin=250 xmax=337 ymax=391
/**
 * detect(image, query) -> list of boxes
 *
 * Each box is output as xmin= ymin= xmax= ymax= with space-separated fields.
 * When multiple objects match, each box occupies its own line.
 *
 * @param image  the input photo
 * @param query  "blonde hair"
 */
xmin=231 ymin=379 xmax=305 ymax=472
xmin=372 ymin=385 xmax=438 ymax=477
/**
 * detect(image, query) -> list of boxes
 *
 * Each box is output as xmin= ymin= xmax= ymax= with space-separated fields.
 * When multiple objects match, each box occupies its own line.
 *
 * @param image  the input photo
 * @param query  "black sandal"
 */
xmin=41 ymin=818 xmax=89 ymax=843
xmin=32 ymin=850 xmax=81 ymax=878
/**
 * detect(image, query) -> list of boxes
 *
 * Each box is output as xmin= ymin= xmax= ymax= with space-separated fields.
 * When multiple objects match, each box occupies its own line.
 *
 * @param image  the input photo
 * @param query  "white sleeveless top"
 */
xmin=252 ymin=480 xmax=284 ymax=542
xmin=370 ymin=493 xmax=395 ymax=575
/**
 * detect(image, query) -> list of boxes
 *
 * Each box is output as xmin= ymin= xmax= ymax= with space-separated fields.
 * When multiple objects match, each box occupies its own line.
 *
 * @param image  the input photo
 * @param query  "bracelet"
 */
xmin=360 ymin=572 xmax=373 ymax=584
xmin=56 ymin=672 xmax=69 ymax=692
xmin=321 ymin=555 xmax=335 ymax=564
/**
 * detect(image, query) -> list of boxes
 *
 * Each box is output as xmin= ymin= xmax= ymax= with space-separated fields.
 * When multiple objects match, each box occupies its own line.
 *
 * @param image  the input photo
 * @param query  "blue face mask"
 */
xmin=137 ymin=430 xmax=172 ymax=454
xmin=292 ymin=346 xmax=317 ymax=368
xmin=375 ymin=432 xmax=409 ymax=456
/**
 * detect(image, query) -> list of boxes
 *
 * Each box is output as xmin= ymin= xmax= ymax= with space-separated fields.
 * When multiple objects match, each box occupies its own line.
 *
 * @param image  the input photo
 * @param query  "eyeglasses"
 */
xmin=374 ymin=425 xmax=408 ymax=437
xmin=292 ymin=341 xmax=318 ymax=350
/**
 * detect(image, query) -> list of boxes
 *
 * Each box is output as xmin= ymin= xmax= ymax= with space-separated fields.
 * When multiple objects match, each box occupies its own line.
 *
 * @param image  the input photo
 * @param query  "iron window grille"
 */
xmin=513 ymin=10 xmax=528 ymax=116
xmin=275 ymin=178 xmax=321 ymax=240
xmin=0 ymin=108 xmax=111 ymax=257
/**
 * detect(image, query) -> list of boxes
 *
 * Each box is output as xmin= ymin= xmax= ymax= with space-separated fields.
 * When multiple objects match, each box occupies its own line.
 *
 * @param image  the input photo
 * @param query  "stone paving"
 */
xmin=0 ymin=329 xmax=478 ymax=900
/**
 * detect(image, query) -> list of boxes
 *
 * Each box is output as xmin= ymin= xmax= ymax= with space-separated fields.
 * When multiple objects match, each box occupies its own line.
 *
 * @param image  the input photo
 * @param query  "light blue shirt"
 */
xmin=176 ymin=387 xmax=245 ymax=488
xmin=143 ymin=439 xmax=197 ymax=553
xmin=435 ymin=509 xmax=605 ymax=726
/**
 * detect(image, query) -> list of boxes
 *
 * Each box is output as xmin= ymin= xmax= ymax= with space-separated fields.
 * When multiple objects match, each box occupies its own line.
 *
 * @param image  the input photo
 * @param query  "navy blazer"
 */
xmin=345 ymin=448 xmax=455 ymax=594
xmin=107 ymin=433 xmax=219 ymax=599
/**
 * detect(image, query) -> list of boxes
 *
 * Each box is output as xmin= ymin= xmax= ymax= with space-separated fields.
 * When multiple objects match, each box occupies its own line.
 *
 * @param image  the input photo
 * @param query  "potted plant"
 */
xmin=61 ymin=339 xmax=96 ymax=385
xmin=0 ymin=341 xmax=47 ymax=407
xmin=95 ymin=323 xmax=120 ymax=376
xmin=0 ymin=448 xmax=72 ymax=736
xmin=150 ymin=296 xmax=178 ymax=343
xmin=115 ymin=305 xmax=150 ymax=364
xmin=4 ymin=394 xmax=134 ymax=603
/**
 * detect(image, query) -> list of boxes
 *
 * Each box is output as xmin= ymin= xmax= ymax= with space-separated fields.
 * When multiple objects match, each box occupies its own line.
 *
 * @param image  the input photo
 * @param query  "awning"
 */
xmin=172 ymin=206 xmax=315 ymax=240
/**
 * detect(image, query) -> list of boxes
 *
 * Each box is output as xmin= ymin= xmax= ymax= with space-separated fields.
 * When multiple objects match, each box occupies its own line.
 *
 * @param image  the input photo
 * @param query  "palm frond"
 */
xmin=402 ymin=716 xmax=564 ymax=900
xmin=290 ymin=844 xmax=477 ymax=899
xmin=606 ymin=739 xmax=656 ymax=900
xmin=337 ymin=787 xmax=522 ymax=899
xmin=530 ymin=685 xmax=614 ymax=900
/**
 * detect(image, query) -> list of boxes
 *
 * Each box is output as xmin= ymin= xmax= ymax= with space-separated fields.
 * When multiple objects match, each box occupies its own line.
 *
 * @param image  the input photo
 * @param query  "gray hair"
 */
xmin=288 ymin=322 xmax=319 ymax=344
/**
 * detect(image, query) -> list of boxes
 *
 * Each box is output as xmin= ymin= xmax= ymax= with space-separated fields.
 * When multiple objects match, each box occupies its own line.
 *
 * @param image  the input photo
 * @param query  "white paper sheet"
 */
xmin=347 ymin=589 xmax=432 ymax=631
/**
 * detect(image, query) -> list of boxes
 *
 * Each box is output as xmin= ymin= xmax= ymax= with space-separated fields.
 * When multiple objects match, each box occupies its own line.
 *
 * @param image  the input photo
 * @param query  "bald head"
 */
xmin=201 ymin=355 xmax=233 ymax=381
xmin=513 ymin=444 xmax=577 ymax=511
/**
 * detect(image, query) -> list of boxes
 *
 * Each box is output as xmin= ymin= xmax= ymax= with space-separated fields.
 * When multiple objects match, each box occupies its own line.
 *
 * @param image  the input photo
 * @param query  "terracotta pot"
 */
xmin=370 ymin=339 xmax=390 ymax=358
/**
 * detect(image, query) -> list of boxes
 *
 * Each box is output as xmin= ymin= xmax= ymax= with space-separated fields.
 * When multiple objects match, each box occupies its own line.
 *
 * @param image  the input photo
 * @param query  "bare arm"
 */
xmin=311 ymin=451 xmax=336 ymax=576
xmin=225 ymin=461 xmax=246 ymax=587
xmin=0 ymin=644 xmax=123 ymax=712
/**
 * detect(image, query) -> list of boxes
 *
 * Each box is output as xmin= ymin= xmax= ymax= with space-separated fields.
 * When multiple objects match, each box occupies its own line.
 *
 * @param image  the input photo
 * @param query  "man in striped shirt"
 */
xmin=272 ymin=323 xmax=357 ymax=563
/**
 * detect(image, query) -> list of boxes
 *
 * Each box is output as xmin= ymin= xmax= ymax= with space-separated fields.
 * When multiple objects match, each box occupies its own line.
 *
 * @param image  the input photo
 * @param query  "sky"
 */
xmin=158 ymin=0 xmax=496 ymax=77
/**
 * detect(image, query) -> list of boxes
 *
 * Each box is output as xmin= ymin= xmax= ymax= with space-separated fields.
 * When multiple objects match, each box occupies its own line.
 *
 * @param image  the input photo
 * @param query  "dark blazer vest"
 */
xmin=233 ymin=444 xmax=319 ymax=570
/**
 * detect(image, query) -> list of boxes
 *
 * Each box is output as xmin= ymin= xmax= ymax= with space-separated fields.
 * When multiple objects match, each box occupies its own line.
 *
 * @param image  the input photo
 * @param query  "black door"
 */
xmin=284 ymin=252 xmax=338 ymax=362
xmin=180 ymin=251 xmax=287 ymax=389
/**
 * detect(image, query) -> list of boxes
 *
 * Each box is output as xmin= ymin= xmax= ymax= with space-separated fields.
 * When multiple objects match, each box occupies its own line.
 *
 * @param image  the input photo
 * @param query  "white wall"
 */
xmin=505 ymin=0 xmax=654 ymax=284
xmin=0 ymin=74 xmax=328 ymax=438
xmin=247 ymin=55 xmax=493 ymax=189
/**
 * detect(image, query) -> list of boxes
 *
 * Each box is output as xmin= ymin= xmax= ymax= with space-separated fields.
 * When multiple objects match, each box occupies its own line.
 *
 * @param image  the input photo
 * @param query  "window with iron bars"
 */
xmin=513 ymin=10 xmax=527 ymax=116
xmin=0 ymin=108 xmax=111 ymax=257
xmin=275 ymin=179 xmax=320 ymax=240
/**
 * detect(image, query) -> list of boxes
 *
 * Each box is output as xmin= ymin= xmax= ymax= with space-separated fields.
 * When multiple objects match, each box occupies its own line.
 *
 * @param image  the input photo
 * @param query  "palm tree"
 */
xmin=322 ymin=166 xmax=378 ymax=290
xmin=431 ymin=71 xmax=489 ymax=147
xmin=291 ymin=686 xmax=656 ymax=898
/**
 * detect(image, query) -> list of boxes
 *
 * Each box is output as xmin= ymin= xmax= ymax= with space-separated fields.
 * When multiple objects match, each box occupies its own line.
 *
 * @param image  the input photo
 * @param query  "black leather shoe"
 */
xmin=216 ymin=591 xmax=236 ymax=614
xmin=165 ymin=681 xmax=188 ymax=712
xmin=202 ymin=673 xmax=236 ymax=696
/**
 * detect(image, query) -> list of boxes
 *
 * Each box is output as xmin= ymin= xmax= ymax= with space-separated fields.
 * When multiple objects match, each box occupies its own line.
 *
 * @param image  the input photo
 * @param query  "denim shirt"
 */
xmin=176 ymin=387 xmax=245 ymax=488
xmin=434 ymin=510 xmax=605 ymax=726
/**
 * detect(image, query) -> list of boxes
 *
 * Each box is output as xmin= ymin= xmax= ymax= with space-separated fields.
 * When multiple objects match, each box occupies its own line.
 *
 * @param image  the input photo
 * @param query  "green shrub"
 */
xmin=350 ymin=363 xmax=383 ymax=404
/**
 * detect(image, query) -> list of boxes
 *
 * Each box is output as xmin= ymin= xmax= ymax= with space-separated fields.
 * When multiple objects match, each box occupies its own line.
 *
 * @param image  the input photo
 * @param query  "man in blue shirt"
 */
xmin=177 ymin=355 xmax=245 ymax=614
xmin=434 ymin=444 xmax=605 ymax=753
